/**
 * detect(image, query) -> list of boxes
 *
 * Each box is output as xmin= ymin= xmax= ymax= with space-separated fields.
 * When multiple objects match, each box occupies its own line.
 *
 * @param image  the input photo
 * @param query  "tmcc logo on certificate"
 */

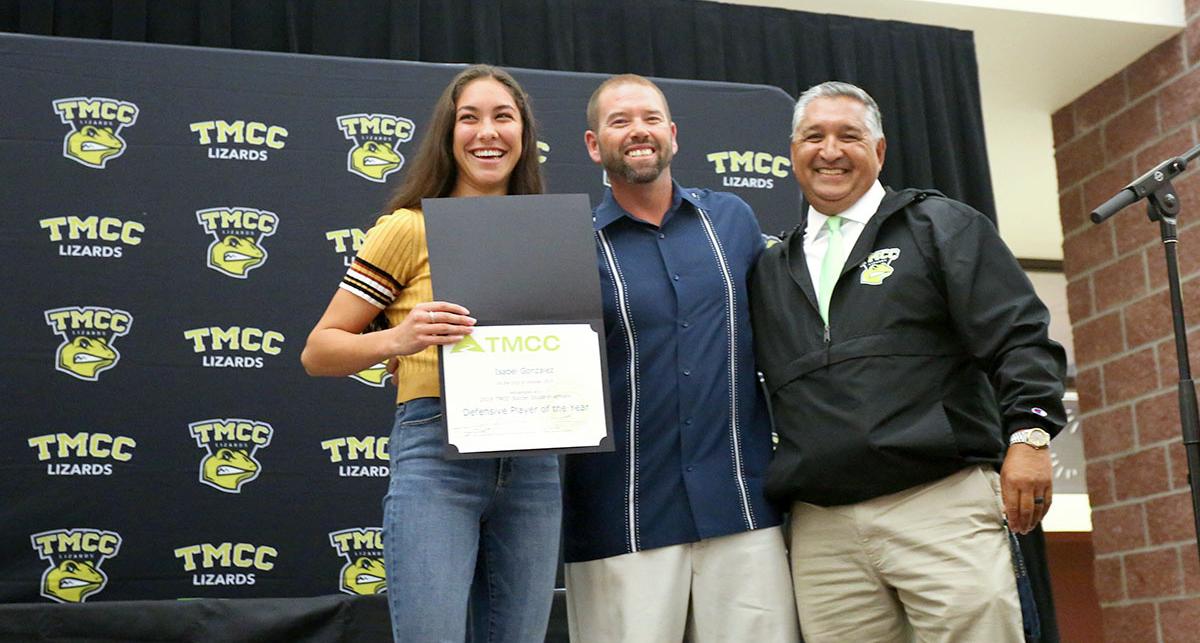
xmin=450 ymin=333 xmax=562 ymax=354
xmin=440 ymin=324 xmax=610 ymax=457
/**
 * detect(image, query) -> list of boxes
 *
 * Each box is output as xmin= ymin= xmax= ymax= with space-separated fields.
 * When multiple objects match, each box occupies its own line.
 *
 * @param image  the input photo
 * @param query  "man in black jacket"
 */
xmin=750 ymin=81 xmax=1067 ymax=642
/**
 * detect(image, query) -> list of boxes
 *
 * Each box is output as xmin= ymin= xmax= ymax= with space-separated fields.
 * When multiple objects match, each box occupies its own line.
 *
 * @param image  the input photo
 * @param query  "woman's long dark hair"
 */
xmin=384 ymin=64 xmax=544 ymax=213
xmin=366 ymin=65 xmax=544 ymax=333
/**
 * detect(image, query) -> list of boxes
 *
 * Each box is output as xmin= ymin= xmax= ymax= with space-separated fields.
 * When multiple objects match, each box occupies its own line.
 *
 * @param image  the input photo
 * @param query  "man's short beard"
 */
xmin=602 ymin=146 xmax=672 ymax=184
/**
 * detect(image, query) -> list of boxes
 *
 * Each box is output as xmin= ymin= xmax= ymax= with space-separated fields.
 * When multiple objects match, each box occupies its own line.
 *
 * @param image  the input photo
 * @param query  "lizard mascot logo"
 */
xmin=350 ymin=360 xmax=392 ymax=387
xmin=329 ymin=528 xmax=386 ymax=595
xmin=189 ymin=419 xmax=274 ymax=493
xmin=31 ymin=528 xmax=122 ymax=603
xmin=860 ymin=247 xmax=901 ymax=286
xmin=336 ymin=114 xmax=414 ymax=183
xmin=52 ymin=97 xmax=139 ymax=169
xmin=196 ymin=207 xmax=278 ymax=278
xmin=44 ymin=306 xmax=132 ymax=381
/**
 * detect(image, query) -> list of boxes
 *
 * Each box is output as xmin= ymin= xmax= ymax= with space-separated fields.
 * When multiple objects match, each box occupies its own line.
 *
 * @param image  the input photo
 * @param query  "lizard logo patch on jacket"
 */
xmin=860 ymin=248 xmax=900 ymax=286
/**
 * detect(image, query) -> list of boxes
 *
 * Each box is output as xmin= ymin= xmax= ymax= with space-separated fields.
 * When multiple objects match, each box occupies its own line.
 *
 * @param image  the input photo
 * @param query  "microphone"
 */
xmin=1091 ymin=144 xmax=1200 ymax=223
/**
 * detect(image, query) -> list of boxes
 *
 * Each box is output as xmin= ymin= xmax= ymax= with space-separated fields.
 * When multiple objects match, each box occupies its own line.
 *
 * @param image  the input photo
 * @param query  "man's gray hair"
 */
xmin=791 ymin=81 xmax=884 ymax=142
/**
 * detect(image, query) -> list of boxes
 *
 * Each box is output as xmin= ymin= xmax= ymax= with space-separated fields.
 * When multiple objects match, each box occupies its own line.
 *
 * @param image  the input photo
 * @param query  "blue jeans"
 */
xmin=382 ymin=397 xmax=561 ymax=643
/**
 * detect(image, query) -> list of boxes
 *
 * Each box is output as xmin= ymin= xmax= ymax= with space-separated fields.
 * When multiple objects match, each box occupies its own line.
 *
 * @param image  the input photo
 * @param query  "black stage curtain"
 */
xmin=1 ymin=0 xmax=996 ymax=223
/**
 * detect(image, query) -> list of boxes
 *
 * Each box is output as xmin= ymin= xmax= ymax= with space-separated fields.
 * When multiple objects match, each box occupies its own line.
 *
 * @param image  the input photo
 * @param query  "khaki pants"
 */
xmin=564 ymin=526 xmax=800 ymax=643
xmin=790 ymin=465 xmax=1023 ymax=643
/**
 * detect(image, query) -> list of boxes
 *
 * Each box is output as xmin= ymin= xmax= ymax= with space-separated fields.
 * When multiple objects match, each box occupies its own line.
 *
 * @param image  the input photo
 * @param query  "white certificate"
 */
xmin=440 ymin=323 xmax=611 ymax=457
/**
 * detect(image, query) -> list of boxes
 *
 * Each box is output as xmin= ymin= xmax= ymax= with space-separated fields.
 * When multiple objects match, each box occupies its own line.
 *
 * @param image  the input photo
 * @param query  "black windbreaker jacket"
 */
xmin=750 ymin=188 xmax=1067 ymax=507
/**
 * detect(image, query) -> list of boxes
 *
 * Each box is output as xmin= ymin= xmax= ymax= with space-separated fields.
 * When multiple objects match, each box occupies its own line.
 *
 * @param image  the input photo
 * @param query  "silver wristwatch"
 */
xmin=1009 ymin=428 xmax=1050 ymax=449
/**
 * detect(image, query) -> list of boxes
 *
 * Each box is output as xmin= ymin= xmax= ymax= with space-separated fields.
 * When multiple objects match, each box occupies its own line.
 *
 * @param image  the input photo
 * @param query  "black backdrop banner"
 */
xmin=1 ymin=0 xmax=997 ymax=223
xmin=0 ymin=31 xmax=797 ymax=603
xmin=0 ymin=5 xmax=1060 ymax=640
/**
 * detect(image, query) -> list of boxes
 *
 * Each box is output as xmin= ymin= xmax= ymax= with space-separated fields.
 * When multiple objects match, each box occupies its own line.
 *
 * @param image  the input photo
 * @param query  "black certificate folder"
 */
xmin=424 ymin=194 xmax=602 ymax=320
xmin=423 ymin=194 xmax=614 ymax=459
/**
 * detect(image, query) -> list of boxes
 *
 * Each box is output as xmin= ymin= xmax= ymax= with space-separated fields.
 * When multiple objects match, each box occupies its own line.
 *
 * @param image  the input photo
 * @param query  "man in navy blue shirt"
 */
xmin=561 ymin=74 xmax=800 ymax=642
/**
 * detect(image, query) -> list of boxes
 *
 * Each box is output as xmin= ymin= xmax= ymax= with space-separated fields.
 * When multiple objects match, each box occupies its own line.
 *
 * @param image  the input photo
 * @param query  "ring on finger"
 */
xmin=1033 ymin=497 xmax=1045 ymax=505
xmin=427 ymin=310 xmax=435 ymax=324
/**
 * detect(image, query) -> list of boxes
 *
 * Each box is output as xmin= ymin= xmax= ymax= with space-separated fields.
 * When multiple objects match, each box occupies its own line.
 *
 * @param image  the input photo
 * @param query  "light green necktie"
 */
xmin=818 ymin=215 xmax=844 ymax=324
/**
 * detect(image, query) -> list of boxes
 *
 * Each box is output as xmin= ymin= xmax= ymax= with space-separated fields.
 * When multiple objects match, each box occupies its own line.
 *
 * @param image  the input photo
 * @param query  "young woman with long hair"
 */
xmin=301 ymin=65 xmax=560 ymax=643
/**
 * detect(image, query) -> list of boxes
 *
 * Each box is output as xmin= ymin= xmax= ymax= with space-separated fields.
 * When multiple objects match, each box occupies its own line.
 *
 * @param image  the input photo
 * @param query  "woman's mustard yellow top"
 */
xmin=339 ymin=208 xmax=439 ymax=404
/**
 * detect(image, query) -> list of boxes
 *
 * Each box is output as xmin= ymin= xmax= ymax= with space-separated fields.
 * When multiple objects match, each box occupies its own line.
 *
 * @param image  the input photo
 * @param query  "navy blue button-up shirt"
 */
xmin=562 ymin=183 xmax=781 ymax=563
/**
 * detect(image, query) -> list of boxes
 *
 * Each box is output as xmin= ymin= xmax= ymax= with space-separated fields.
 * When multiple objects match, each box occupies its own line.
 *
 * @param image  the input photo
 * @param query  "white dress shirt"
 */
xmin=803 ymin=181 xmax=887 ymax=296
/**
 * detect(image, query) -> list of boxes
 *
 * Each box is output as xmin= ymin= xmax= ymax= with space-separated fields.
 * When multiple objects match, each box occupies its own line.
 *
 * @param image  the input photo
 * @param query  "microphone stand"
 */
xmin=1091 ymin=143 xmax=1200 ymax=568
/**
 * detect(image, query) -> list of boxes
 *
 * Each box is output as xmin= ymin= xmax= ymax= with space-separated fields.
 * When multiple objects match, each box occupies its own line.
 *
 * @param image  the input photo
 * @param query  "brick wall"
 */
xmin=1052 ymin=3 xmax=1200 ymax=640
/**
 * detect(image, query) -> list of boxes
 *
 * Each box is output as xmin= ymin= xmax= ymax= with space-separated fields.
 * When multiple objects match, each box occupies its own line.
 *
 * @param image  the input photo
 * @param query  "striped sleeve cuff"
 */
xmin=340 ymin=258 xmax=400 ymax=309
